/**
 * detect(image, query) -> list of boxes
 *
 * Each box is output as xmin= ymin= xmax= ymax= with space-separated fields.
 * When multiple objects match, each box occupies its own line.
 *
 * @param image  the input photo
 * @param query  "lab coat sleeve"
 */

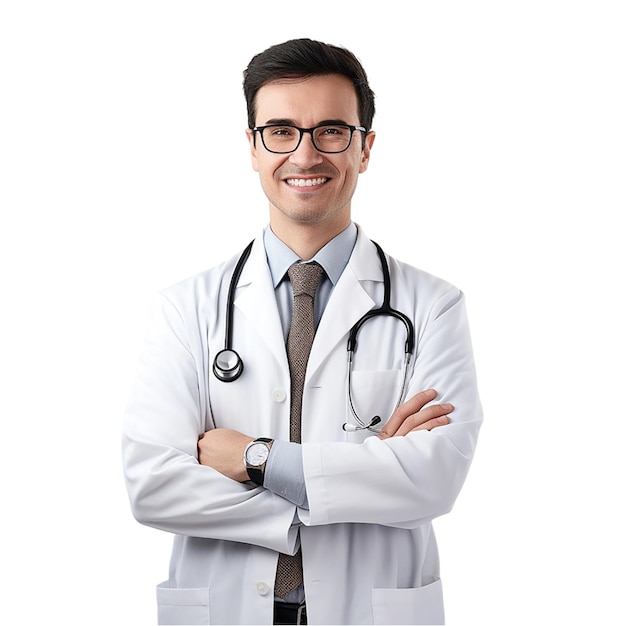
xmin=300 ymin=288 xmax=482 ymax=529
xmin=122 ymin=293 xmax=299 ymax=554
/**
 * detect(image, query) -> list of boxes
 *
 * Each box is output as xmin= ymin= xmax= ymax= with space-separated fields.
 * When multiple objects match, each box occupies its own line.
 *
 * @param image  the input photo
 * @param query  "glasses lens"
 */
xmin=313 ymin=125 xmax=352 ymax=152
xmin=261 ymin=126 xmax=299 ymax=153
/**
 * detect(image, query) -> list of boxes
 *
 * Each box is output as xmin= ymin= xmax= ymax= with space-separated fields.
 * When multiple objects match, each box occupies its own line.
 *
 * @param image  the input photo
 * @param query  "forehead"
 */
xmin=254 ymin=73 xmax=359 ymax=126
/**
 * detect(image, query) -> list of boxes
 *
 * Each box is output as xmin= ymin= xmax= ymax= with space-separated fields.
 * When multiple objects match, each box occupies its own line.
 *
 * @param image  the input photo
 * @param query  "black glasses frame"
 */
xmin=252 ymin=124 xmax=367 ymax=154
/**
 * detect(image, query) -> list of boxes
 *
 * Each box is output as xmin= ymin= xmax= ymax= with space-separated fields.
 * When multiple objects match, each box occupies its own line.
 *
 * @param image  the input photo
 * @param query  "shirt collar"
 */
xmin=264 ymin=222 xmax=357 ymax=288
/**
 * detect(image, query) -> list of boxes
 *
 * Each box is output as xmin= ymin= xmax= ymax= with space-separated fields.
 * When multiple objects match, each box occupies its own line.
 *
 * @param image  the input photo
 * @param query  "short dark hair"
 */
xmin=243 ymin=38 xmax=376 ymax=131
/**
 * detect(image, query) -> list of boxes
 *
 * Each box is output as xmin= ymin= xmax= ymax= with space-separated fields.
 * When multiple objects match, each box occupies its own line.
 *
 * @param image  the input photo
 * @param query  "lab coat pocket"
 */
xmin=371 ymin=578 xmax=444 ymax=625
xmin=347 ymin=369 xmax=403 ymax=434
xmin=156 ymin=583 xmax=210 ymax=625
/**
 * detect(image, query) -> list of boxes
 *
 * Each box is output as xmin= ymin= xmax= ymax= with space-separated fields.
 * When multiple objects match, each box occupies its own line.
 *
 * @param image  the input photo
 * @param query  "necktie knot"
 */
xmin=288 ymin=262 xmax=323 ymax=298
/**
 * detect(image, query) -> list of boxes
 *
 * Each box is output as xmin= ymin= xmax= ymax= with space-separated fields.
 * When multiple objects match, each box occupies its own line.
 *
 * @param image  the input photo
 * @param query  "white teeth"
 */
xmin=286 ymin=177 xmax=327 ymax=187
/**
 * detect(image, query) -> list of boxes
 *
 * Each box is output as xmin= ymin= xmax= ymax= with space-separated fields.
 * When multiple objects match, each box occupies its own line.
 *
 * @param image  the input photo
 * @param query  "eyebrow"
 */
xmin=262 ymin=118 xmax=351 ymax=127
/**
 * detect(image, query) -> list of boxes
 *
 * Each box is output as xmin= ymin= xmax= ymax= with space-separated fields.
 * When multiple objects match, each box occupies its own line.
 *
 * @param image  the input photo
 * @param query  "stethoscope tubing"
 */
xmin=212 ymin=240 xmax=253 ymax=382
xmin=213 ymin=238 xmax=416 ymax=432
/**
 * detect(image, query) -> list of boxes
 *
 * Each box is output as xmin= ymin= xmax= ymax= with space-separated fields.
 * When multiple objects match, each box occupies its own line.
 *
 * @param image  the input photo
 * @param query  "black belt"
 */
xmin=273 ymin=601 xmax=307 ymax=625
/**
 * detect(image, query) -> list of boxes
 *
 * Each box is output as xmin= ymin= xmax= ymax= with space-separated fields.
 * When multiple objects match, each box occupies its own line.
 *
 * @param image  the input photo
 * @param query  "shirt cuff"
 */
xmin=264 ymin=440 xmax=309 ymax=509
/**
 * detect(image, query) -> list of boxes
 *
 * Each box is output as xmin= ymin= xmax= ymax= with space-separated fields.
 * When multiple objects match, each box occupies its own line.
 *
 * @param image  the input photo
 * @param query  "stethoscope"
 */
xmin=212 ymin=240 xmax=415 ymax=433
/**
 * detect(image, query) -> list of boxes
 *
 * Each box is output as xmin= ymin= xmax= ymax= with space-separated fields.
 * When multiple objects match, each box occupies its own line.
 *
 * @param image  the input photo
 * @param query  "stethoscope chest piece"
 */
xmin=213 ymin=348 xmax=244 ymax=382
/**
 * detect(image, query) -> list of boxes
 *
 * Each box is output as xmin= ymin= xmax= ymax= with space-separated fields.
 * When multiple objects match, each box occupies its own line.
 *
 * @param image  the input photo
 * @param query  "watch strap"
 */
xmin=247 ymin=466 xmax=264 ymax=485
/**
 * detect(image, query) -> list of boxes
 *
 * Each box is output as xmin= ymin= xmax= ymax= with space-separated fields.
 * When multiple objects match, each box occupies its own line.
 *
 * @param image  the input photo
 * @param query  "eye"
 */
xmin=319 ymin=126 xmax=346 ymax=136
xmin=269 ymin=126 xmax=297 ymax=137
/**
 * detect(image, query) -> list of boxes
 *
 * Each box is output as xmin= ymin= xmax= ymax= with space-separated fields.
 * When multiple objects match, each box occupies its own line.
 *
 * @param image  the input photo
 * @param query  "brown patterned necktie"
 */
xmin=275 ymin=261 xmax=323 ymax=599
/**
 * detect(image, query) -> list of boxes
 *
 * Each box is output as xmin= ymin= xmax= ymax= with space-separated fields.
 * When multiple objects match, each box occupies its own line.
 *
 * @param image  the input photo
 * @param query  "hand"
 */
xmin=198 ymin=428 xmax=253 ymax=482
xmin=378 ymin=389 xmax=453 ymax=439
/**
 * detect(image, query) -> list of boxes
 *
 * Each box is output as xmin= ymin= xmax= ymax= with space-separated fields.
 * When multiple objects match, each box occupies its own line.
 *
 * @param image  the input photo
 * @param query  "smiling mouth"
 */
xmin=285 ymin=177 xmax=328 ymax=188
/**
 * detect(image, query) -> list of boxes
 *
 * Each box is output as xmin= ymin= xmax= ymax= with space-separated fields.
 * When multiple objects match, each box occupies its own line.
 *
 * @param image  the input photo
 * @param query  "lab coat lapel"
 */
xmin=232 ymin=231 xmax=384 ymax=382
xmin=306 ymin=232 xmax=382 ymax=381
xmin=234 ymin=238 xmax=289 ymax=373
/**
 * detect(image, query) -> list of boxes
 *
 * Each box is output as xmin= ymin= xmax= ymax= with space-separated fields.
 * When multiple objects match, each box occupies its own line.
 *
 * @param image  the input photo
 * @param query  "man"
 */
xmin=123 ymin=38 xmax=482 ymax=625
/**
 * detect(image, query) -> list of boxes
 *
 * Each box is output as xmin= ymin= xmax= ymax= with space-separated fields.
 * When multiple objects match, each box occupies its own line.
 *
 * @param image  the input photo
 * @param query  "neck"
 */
xmin=269 ymin=212 xmax=351 ymax=260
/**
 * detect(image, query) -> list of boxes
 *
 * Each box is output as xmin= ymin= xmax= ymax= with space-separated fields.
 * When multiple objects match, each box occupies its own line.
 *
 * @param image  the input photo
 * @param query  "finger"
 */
xmin=399 ymin=414 xmax=451 ymax=437
xmin=395 ymin=403 xmax=453 ymax=437
xmin=382 ymin=389 xmax=438 ymax=437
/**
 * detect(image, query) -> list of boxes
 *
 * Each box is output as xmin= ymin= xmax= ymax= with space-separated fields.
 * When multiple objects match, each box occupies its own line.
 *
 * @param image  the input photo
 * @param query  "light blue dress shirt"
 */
xmin=262 ymin=223 xmax=357 ymax=508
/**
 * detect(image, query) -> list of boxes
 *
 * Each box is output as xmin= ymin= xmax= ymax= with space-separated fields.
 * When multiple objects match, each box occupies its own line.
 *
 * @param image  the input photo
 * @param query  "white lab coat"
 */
xmin=122 ymin=227 xmax=482 ymax=625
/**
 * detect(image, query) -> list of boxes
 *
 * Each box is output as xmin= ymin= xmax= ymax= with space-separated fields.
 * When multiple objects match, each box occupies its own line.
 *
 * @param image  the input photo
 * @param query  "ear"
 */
xmin=359 ymin=131 xmax=376 ymax=173
xmin=246 ymin=128 xmax=259 ymax=172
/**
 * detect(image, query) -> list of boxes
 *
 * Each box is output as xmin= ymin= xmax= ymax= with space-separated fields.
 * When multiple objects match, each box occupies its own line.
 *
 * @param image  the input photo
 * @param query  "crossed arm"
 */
xmin=198 ymin=388 xmax=453 ymax=483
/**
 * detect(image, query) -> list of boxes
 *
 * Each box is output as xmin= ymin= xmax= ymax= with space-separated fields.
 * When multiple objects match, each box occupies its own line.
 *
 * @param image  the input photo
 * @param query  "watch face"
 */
xmin=246 ymin=442 xmax=269 ymax=466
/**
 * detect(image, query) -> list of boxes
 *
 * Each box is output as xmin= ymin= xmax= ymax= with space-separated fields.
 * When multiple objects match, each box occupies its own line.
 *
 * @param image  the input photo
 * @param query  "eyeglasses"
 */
xmin=252 ymin=124 xmax=366 ymax=154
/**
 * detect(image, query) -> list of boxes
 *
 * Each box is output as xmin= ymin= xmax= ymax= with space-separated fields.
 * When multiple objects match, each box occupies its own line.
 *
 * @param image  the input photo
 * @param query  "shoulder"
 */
xmin=355 ymin=228 xmax=461 ymax=301
xmin=390 ymin=255 xmax=459 ymax=297
xmin=390 ymin=256 xmax=466 ymax=324
xmin=155 ymin=247 xmax=247 ymax=315
xmin=351 ymin=228 xmax=465 ymax=319
xmin=355 ymin=225 xmax=458 ymax=285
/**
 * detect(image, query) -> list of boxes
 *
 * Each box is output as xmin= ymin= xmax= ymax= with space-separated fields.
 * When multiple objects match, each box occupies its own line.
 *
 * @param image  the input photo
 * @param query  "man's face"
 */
xmin=247 ymin=73 xmax=375 ymax=232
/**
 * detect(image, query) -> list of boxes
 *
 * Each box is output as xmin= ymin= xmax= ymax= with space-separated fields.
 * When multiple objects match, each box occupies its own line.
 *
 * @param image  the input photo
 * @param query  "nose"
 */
xmin=288 ymin=130 xmax=324 ymax=169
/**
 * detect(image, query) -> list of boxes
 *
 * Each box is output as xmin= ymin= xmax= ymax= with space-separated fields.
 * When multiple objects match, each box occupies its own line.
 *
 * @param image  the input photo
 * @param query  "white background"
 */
xmin=1 ymin=1 xmax=624 ymax=624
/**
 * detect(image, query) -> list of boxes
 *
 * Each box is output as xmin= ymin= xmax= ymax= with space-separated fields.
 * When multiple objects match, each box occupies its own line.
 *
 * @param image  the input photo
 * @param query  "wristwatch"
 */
xmin=243 ymin=438 xmax=273 ymax=486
